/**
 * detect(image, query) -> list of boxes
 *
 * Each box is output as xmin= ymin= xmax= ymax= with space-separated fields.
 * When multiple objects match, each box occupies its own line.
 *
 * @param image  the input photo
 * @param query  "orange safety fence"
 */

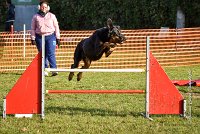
xmin=0 ymin=27 xmax=200 ymax=73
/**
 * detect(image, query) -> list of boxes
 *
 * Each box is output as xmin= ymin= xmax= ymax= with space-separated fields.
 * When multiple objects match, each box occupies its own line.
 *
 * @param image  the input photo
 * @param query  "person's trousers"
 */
xmin=35 ymin=33 xmax=57 ymax=68
xmin=5 ymin=21 xmax=14 ymax=32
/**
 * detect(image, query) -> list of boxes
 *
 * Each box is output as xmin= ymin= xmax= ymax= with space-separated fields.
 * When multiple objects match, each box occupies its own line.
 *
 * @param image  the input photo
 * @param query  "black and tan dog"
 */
xmin=68 ymin=18 xmax=126 ymax=81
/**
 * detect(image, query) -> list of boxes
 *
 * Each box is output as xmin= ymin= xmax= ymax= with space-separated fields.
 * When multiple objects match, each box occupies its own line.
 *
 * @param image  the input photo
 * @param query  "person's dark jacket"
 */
xmin=6 ymin=3 xmax=15 ymax=22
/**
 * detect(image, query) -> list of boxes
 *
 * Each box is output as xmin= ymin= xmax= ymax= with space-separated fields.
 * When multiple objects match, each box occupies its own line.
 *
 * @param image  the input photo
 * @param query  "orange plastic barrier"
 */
xmin=1 ymin=27 xmax=200 ymax=73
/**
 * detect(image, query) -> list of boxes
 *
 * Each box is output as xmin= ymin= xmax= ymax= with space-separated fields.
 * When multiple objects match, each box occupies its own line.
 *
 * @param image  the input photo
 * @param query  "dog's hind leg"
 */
xmin=68 ymin=42 xmax=83 ymax=81
xmin=68 ymin=64 xmax=75 ymax=81
xmin=77 ymin=58 xmax=91 ymax=81
xmin=68 ymin=58 xmax=81 ymax=81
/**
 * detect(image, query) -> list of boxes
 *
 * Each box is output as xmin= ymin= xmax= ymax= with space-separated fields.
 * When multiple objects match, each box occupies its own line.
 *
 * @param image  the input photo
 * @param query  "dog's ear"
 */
xmin=107 ymin=18 xmax=113 ymax=29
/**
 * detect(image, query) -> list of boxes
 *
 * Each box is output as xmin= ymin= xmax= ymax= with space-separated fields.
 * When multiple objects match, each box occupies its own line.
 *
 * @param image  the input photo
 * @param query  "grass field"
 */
xmin=0 ymin=65 xmax=200 ymax=134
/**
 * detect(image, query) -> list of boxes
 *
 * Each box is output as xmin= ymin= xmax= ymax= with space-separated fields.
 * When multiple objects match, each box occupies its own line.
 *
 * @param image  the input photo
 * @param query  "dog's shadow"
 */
xmin=46 ymin=106 xmax=143 ymax=117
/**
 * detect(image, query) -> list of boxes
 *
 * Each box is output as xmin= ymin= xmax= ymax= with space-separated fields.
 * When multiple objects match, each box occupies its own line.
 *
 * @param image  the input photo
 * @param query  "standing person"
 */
xmin=31 ymin=1 xmax=60 ymax=76
xmin=5 ymin=0 xmax=15 ymax=32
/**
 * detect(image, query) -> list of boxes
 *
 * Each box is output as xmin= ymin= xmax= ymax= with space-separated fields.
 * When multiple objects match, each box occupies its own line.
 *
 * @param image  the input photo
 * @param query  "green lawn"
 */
xmin=0 ymin=65 xmax=200 ymax=134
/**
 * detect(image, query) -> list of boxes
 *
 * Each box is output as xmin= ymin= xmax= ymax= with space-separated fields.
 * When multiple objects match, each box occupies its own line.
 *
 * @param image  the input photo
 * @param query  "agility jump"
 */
xmin=2 ymin=36 xmax=186 ymax=119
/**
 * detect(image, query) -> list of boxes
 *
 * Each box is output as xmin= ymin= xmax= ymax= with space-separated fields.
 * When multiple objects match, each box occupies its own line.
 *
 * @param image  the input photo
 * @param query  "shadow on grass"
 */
xmin=46 ymin=106 xmax=143 ymax=117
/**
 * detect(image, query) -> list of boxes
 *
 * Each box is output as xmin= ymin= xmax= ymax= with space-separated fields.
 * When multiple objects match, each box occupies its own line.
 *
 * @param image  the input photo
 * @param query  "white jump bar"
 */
xmin=46 ymin=68 xmax=145 ymax=73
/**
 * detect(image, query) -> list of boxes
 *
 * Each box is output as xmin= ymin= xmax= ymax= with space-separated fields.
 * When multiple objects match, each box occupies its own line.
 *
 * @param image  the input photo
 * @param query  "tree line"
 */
xmin=1 ymin=0 xmax=200 ymax=30
xmin=48 ymin=0 xmax=200 ymax=30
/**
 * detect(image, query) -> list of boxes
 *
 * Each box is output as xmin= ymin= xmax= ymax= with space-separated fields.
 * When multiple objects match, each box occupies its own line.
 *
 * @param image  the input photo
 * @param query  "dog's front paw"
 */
xmin=110 ymin=43 xmax=116 ymax=48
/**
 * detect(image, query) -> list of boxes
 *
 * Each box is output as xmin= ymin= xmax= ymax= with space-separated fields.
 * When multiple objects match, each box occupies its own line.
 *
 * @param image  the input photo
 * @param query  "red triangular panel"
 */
xmin=149 ymin=52 xmax=184 ymax=114
xmin=5 ymin=53 xmax=41 ymax=114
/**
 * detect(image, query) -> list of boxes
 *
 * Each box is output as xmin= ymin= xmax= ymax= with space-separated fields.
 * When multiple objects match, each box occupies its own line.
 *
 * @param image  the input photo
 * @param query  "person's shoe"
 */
xmin=52 ymin=72 xmax=58 ymax=76
xmin=44 ymin=71 xmax=49 ymax=76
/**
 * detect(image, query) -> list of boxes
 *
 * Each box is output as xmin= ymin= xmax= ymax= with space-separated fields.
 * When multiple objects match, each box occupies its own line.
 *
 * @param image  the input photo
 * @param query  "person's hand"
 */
xmin=56 ymin=39 xmax=61 ymax=48
xmin=31 ymin=40 xmax=36 ymax=45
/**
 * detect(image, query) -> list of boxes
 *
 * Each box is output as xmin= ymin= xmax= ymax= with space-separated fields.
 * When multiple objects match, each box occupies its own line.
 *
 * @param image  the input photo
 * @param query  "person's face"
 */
xmin=40 ymin=3 xmax=48 ymax=13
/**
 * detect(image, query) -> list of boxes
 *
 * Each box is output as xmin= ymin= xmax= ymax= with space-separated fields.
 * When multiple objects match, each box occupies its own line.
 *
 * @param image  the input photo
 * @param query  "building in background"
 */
xmin=12 ymin=0 xmax=39 ymax=31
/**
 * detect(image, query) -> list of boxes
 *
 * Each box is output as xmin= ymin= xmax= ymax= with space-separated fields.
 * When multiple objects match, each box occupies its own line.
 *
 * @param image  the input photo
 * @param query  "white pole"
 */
xmin=3 ymin=98 xmax=6 ymax=118
xmin=188 ymin=69 xmax=192 ymax=118
xmin=46 ymin=68 xmax=145 ymax=73
xmin=145 ymin=36 xmax=150 ymax=119
xmin=23 ymin=24 xmax=26 ymax=58
xmin=41 ymin=35 xmax=45 ymax=119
